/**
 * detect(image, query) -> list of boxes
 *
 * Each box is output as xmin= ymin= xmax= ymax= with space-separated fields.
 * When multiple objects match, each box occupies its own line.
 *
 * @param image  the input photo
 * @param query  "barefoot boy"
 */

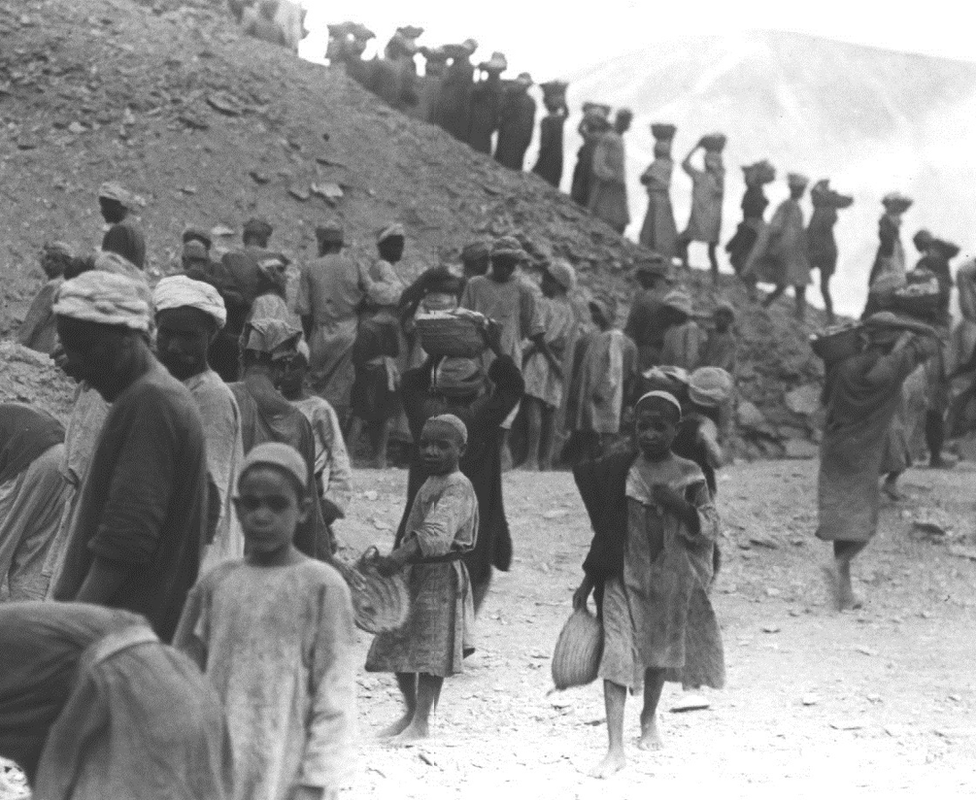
xmin=572 ymin=391 xmax=725 ymax=777
xmin=175 ymin=443 xmax=356 ymax=800
xmin=366 ymin=414 xmax=479 ymax=743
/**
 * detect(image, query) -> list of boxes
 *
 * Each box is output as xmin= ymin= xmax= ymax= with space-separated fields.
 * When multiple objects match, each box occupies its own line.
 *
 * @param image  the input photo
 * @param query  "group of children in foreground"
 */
xmin=166 ymin=384 xmax=723 ymax=795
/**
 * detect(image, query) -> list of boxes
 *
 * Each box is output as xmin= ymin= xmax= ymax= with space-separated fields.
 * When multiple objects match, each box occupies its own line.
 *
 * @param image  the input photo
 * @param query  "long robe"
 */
xmin=725 ymin=185 xmax=769 ymax=274
xmin=433 ymin=58 xmax=474 ymax=141
xmin=638 ymin=158 xmax=678 ymax=258
xmin=175 ymin=560 xmax=356 ymax=800
xmin=522 ymin=295 xmax=577 ymax=408
xmin=467 ymin=76 xmax=503 ymax=154
xmin=494 ymin=89 xmax=535 ymax=171
xmin=681 ymin=162 xmax=724 ymax=244
xmin=17 ymin=278 xmax=63 ymax=355
xmin=567 ymin=329 xmax=637 ymax=434
xmin=868 ymin=213 xmax=906 ymax=288
xmin=588 ymin=130 xmax=630 ymax=232
xmin=185 ymin=370 xmax=244 ymax=571
xmin=816 ymin=336 xmax=938 ymax=543
xmin=532 ymin=113 xmax=566 ymax=188
xmin=743 ymin=198 xmax=809 ymax=287
xmin=570 ymin=138 xmax=597 ymax=207
xmin=575 ymin=451 xmax=724 ymax=690
xmin=397 ymin=356 xmax=524 ymax=591
xmin=366 ymin=471 xmax=478 ymax=676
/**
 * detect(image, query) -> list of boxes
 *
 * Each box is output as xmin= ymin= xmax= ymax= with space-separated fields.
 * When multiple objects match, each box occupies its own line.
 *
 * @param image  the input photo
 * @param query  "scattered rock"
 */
xmin=749 ymin=535 xmax=779 ymax=549
xmin=783 ymin=438 xmax=819 ymax=460
xmin=249 ymin=170 xmax=270 ymax=184
xmin=206 ymin=91 xmax=245 ymax=116
xmin=784 ymin=383 xmax=821 ymax=416
xmin=736 ymin=401 xmax=766 ymax=430
xmin=801 ymin=693 xmax=819 ymax=706
xmin=854 ymin=645 xmax=877 ymax=656
xmin=762 ymin=624 xmax=781 ymax=633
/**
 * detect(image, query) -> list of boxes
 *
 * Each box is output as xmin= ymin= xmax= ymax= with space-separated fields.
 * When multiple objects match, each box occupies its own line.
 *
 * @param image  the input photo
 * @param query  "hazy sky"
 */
xmin=299 ymin=0 xmax=976 ymax=76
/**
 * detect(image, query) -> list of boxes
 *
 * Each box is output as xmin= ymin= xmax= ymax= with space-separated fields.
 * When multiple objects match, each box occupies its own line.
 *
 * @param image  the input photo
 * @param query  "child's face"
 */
xmin=234 ymin=467 xmax=309 ymax=554
xmin=714 ymin=310 xmax=733 ymax=332
xmin=278 ymin=356 xmax=308 ymax=397
xmin=420 ymin=422 xmax=464 ymax=475
xmin=634 ymin=407 xmax=678 ymax=460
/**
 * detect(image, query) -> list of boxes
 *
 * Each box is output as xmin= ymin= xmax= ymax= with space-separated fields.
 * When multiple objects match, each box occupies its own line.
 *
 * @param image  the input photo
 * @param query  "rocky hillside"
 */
xmin=0 ymin=0 xmax=829 ymax=455
xmin=568 ymin=31 xmax=976 ymax=316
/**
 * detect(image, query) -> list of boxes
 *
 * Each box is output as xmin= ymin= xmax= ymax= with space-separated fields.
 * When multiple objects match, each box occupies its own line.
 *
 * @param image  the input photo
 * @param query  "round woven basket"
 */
xmin=810 ymin=323 xmax=863 ymax=363
xmin=334 ymin=548 xmax=410 ymax=634
xmin=650 ymin=123 xmax=676 ymax=141
xmin=551 ymin=608 xmax=604 ymax=690
xmin=700 ymin=133 xmax=727 ymax=153
xmin=416 ymin=313 xmax=485 ymax=358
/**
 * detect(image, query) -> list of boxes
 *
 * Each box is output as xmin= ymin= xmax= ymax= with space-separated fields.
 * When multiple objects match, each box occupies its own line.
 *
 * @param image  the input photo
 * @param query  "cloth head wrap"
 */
xmin=688 ymin=367 xmax=733 ymax=408
xmin=635 ymin=390 xmax=682 ymax=422
xmin=881 ymin=192 xmax=912 ymax=213
xmin=54 ymin=271 xmax=151 ymax=332
xmin=491 ymin=236 xmax=526 ymax=261
xmin=153 ymin=275 xmax=227 ymax=329
xmin=377 ymin=223 xmax=406 ymax=244
xmin=662 ymin=290 xmax=693 ymax=316
xmin=546 ymin=259 xmax=576 ymax=291
xmin=98 ymin=181 xmax=142 ymax=209
xmin=714 ymin=300 xmax=735 ymax=317
xmin=589 ymin=294 xmax=618 ymax=325
xmin=43 ymin=241 xmax=73 ymax=259
xmin=241 ymin=319 xmax=302 ymax=359
xmin=240 ymin=442 xmax=308 ymax=491
xmin=787 ymin=172 xmax=809 ymax=189
xmin=433 ymin=357 xmax=485 ymax=397
xmin=426 ymin=413 xmax=468 ymax=445
xmin=864 ymin=311 xmax=935 ymax=336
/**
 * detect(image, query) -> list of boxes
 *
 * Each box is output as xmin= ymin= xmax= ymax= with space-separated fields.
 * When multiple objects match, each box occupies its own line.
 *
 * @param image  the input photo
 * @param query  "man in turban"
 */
xmin=153 ymin=275 xmax=245 ymax=570
xmin=98 ymin=182 xmax=146 ymax=270
xmin=50 ymin=271 xmax=209 ymax=643
xmin=296 ymin=220 xmax=371 ymax=424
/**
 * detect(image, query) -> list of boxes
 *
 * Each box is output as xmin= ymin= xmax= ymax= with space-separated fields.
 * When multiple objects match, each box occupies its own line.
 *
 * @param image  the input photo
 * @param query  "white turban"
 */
xmin=53 ymin=271 xmax=151 ymax=332
xmin=153 ymin=275 xmax=227 ymax=329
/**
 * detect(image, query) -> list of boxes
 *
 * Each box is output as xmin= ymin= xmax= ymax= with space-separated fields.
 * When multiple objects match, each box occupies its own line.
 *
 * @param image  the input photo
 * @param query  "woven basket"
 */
xmin=334 ymin=547 xmax=410 ymax=634
xmin=810 ymin=323 xmax=863 ymax=363
xmin=700 ymin=133 xmax=727 ymax=153
xmin=650 ymin=123 xmax=676 ymax=141
xmin=890 ymin=286 xmax=942 ymax=319
xmin=551 ymin=608 xmax=604 ymax=690
xmin=416 ymin=313 xmax=485 ymax=358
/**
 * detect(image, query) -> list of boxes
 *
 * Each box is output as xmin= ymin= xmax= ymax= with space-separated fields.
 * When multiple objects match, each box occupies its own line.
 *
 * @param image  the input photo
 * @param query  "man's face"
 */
xmin=56 ymin=316 xmax=126 ymax=396
xmin=379 ymin=237 xmax=405 ymax=264
xmin=98 ymin=197 xmax=126 ymax=224
xmin=156 ymin=307 xmax=214 ymax=381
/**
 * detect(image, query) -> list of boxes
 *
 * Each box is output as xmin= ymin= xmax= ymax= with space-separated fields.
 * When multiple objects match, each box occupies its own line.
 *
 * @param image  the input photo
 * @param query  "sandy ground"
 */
xmin=3 ymin=458 xmax=975 ymax=800
xmin=335 ymin=460 xmax=976 ymax=799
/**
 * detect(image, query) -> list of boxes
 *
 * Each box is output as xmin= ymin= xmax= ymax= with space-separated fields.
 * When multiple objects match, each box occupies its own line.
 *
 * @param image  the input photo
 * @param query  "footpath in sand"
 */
xmin=336 ymin=461 xmax=976 ymax=799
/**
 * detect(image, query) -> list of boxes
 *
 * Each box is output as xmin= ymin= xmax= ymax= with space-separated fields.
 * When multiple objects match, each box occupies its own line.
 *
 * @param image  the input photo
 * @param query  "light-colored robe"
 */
xmin=175 ymin=559 xmax=357 ymax=800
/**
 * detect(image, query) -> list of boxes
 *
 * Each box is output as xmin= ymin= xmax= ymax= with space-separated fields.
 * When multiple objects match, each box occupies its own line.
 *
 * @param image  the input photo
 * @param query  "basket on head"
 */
xmin=551 ymin=607 xmax=604 ymax=690
xmin=415 ymin=310 xmax=486 ymax=358
xmin=333 ymin=547 xmax=410 ymax=634
xmin=700 ymin=133 xmax=727 ymax=153
xmin=650 ymin=123 xmax=677 ymax=142
xmin=810 ymin=322 xmax=863 ymax=363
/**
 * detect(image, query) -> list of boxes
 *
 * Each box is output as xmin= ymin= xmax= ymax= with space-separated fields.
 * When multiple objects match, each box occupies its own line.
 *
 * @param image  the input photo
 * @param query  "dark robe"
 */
xmin=494 ymin=89 xmax=536 ymax=171
xmin=434 ymin=58 xmax=474 ymax=141
xmin=725 ymin=185 xmax=768 ymax=274
xmin=532 ymin=113 xmax=566 ymax=188
xmin=467 ymin=76 xmax=502 ymax=154
xmin=570 ymin=139 xmax=597 ymax=206
xmin=101 ymin=219 xmax=146 ymax=270
xmin=868 ymin=214 xmax=904 ymax=287
xmin=396 ymin=356 xmax=524 ymax=590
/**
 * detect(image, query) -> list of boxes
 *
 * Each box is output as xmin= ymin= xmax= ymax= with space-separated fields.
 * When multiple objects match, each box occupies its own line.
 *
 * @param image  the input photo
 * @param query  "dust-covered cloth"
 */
xmin=577 ymin=452 xmax=724 ymax=691
xmin=588 ymin=129 xmax=630 ymax=232
xmin=294 ymin=396 xmax=353 ymax=514
xmin=174 ymin=559 xmax=356 ymax=800
xmin=817 ymin=335 xmax=938 ymax=543
xmin=681 ymin=161 xmax=724 ymax=244
xmin=660 ymin=320 xmax=703 ymax=372
xmin=17 ymin=278 xmax=63 ymax=354
xmin=0 ymin=602 xmax=231 ymax=798
xmin=742 ymin=197 xmax=810 ymax=287
xmin=366 ymin=470 xmax=478 ymax=676
xmin=461 ymin=274 xmax=543 ymax=367
xmin=567 ymin=329 xmax=637 ymax=434
xmin=185 ymin=370 xmax=245 ymax=571
xmin=638 ymin=157 xmax=678 ymax=259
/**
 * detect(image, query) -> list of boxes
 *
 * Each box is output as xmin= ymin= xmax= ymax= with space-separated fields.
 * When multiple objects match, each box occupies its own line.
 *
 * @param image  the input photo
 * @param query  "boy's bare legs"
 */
xmin=378 ymin=673 xmax=417 ymax=738
xmin=638 ymin=669 xmax=666 ymax=750
xmin=591 ymin=680 xmax=627 ymax=778
xmin=539 ymin=404 xmax=556 ymax=471
xmin=708 ymin=244 xmax=719 ymax=286
xmin=833 ymin=540 xmax=867 ymax=610
xmin=820 ymin=273 xmax=835 ymax=324
xmin=391 ymin=673 xmax=442 ymax=744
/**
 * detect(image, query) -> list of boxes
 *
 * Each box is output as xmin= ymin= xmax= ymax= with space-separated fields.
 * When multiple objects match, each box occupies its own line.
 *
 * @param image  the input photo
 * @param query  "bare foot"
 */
xmin=377 ymin=715 xmax=413 ymax=739
xmin=637 ymin=718 xmax=664 ymax=751
xmin=589 ymin=749 xmax=626 ymax=778
xmin=838 ymin=589 xmax=864 ymax=611
xmin=388 ymin=721 xmax=429 ymax=747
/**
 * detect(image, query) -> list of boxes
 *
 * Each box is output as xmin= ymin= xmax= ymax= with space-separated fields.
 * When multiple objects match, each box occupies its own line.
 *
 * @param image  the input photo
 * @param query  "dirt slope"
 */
xmin=0 ymin=0 xmax=828 ymax=445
